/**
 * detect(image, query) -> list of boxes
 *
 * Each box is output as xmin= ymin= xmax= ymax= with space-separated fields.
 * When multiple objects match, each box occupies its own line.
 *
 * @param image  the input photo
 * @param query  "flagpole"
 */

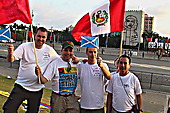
xmin=119 ymin=31 xmax=124 ymax=56
xmin=26 ymin=27 xmax=28 ymax=42
xmin=30 ymin=24 xmax=41 ymax=84
xmin=31 ymin=10 xmax=41 ymax=84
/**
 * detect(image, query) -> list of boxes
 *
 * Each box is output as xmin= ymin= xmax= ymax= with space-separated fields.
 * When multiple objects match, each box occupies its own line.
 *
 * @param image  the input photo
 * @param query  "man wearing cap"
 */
xmin=35 ymin=41 xmax=79 ymax=113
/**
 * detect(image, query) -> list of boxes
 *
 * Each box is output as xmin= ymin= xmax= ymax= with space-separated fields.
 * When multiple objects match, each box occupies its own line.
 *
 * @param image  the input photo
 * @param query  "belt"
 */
xmin=112 ymin=107 xmax=132 ymax=113
xmin=53 ymin=91 xmax=73 ymax=97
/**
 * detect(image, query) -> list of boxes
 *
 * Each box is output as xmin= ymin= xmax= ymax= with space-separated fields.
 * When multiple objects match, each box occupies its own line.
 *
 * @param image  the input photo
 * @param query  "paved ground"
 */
xmin=0 ymin=43 xmax=170 ymax=113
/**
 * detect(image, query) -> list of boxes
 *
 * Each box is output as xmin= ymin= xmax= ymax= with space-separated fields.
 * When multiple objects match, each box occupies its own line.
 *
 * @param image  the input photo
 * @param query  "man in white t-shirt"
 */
xmin=106 ymin=55 xmax=143 ymax=113
xmin=78 ymin=47 xmax=111 ymax=113
xmin=3 ymin=27 xmax=59 ymax=113
xmin=35 ymin=41 xmax=80 ymax=113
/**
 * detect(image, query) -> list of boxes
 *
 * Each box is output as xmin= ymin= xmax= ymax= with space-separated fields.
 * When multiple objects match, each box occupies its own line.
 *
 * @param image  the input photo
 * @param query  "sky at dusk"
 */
xmin=27 ymin=0 xmax=170 ymax=37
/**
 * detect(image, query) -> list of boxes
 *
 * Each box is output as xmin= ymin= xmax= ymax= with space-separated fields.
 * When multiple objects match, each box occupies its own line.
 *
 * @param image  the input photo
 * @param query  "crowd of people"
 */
xmin=3 ymin=27 xmax=143 ymax=113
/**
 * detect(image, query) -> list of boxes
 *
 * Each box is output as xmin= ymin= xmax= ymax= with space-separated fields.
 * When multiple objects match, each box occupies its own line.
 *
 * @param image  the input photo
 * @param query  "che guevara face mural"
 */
xmin=124 ymin=15 xmax=139 ymax=43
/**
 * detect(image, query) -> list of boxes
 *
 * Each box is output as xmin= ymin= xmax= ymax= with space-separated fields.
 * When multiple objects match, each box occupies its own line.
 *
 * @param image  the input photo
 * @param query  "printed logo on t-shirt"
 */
xmin=92 ymin=65 xmax=101 ymax=77
xmin=124 ymin=83 xmax=129 ymax=88
xmin=58 ymin=67 xmax=78 ymax=95
xmin=43 ymin=52 xmax=50 ymax=60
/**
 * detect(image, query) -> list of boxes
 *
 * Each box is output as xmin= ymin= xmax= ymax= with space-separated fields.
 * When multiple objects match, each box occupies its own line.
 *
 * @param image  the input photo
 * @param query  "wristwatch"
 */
xmin=138 ymin=109 xmax=143 ymax=112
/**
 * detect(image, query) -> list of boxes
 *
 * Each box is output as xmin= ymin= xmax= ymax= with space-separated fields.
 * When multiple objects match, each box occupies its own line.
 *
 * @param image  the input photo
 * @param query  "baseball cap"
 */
xmin=62 ymin=41 xmax=74 ymax=49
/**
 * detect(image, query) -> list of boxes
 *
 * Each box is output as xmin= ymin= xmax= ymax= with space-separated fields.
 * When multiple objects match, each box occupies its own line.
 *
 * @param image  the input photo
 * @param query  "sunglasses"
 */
xmin=67 ymin=62 xmax=71 ymax=72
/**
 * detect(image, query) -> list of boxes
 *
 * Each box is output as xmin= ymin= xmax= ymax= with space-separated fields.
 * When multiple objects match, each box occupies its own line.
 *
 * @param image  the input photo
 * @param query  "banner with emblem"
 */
xmin=72 ymin=0 xmax=126 ymax=42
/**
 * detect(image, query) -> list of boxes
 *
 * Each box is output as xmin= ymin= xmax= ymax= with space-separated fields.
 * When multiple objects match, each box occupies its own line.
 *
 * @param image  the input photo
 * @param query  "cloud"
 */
xmin=146 ymin=5 xmax=170 ymax=37
xmin=30 ymin=0 xmax=89 ymax=29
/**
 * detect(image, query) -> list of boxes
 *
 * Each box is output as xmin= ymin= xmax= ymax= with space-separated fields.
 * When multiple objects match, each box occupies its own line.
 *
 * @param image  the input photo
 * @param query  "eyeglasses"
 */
xmin=67 ymin=62 xmax=71 ymax=72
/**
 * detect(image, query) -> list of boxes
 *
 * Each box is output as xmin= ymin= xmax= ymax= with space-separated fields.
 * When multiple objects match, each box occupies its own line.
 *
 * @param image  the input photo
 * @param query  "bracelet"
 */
xmin=138 ymin=109 xmax=143 ymax=112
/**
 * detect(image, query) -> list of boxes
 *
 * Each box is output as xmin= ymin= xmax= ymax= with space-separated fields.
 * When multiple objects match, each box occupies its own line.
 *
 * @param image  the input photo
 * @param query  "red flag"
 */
xmin=28 ymin=31 xmax=32 ymax=38
xmin=0 ymin=0 xmax=32 ymax=24
xmin=72 ymin=0 xmax=126 ymax=42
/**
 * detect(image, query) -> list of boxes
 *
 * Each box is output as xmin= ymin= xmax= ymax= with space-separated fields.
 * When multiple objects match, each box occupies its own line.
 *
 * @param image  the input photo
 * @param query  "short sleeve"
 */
xmin=106 ymin=78 xmax=113 ymax=93
xmin=43 ymin=60 xmax=57 ymax=81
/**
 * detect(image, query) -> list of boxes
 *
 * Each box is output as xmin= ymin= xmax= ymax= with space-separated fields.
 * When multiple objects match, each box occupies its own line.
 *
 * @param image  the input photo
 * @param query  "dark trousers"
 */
xmin=3 ymin=83 xmax=43 ymax=113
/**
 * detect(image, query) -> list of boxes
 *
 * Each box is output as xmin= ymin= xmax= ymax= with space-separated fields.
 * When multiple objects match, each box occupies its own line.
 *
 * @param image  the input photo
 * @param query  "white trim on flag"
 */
xmin=89 ymin=0 xmax=110 ymax=36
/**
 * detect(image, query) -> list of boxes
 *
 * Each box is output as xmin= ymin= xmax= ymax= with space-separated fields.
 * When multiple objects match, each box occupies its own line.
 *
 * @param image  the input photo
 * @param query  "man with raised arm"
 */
xmin=3 ymin=27 xmax=59 ymax=113
xmin=78 ymin=47 xmax=111 ymax=113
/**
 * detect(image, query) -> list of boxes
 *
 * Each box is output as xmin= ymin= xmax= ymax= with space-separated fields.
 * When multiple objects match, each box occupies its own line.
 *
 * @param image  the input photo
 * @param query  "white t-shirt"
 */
xmin=43 ymin=57 xmax=78 ymax=95
xmin=78 ymin=62 xmax=109 ymax=109
xmin=106 ymin=72 xmax=142 ymax=112
xmin=105 ymin=71 xmax=117 ymax=86
xmin=14 ymin=42 xmax=59 ymax=91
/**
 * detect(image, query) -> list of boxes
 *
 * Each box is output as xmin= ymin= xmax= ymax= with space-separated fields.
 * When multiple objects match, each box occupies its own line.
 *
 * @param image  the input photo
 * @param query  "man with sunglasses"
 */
xmin=3 ymin=27 xmax=60 ymax=113
xmin=35 ymin=41 xmax=80 ymax=113
xmin=106 ymin=55 xmax=143 ymax=113
xmin=78 ymin=47 xmax=111 ymax=113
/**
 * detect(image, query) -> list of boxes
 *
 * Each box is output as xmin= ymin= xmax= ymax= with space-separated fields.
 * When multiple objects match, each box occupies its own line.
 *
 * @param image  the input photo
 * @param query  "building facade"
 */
xmin=144 ymin=14 xmax=154 ymax=33
xmin=123 ymin=10 xmax=154 ymax=47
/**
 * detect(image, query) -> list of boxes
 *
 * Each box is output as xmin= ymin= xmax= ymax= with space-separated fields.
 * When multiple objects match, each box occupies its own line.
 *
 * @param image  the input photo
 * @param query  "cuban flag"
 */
xmin=81 ymin=36 xmax=99 ymax=49
xmin=0 ymin=28 xmax=11 ymax=41
xmin=72 ymin=0 xmax=126 ymax=42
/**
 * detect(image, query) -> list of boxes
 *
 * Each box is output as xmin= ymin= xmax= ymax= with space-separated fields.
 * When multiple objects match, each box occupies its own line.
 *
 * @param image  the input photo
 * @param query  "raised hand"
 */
xmin=97 ymin=57 xmax=103 ymax=68
xmin=8 ymin=44 xmax=14 ymax=54
xmin=7 ymin=44 xmax=14 ymax=62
